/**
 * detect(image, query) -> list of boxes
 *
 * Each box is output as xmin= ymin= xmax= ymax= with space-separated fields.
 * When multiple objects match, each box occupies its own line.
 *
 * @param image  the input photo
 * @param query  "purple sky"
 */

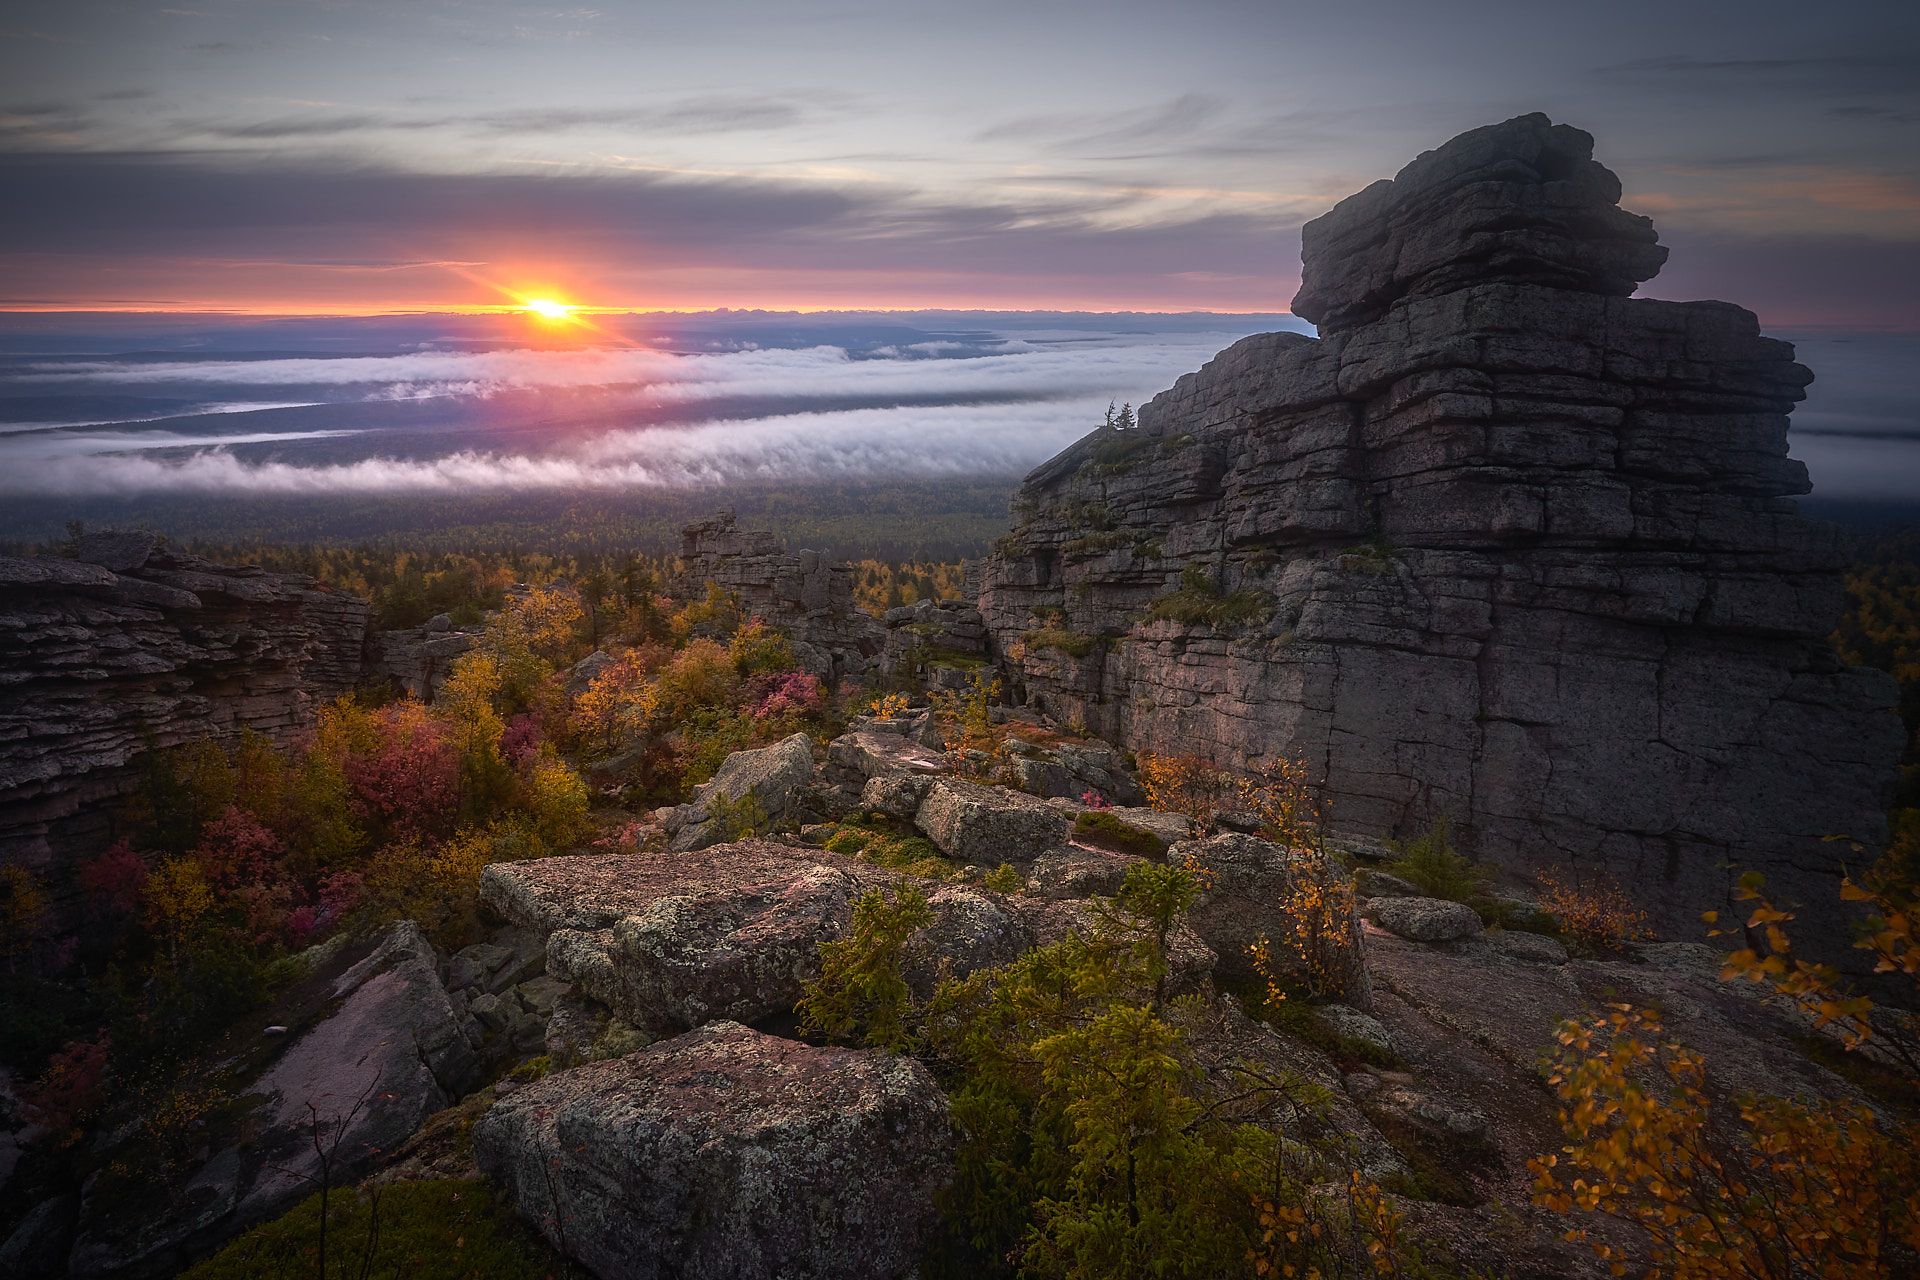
xmin=1 ymin=0 xmax=1916 ymax=321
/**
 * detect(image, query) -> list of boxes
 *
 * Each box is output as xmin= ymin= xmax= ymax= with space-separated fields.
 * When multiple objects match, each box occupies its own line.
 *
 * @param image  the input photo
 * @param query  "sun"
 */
xmin=521 ymin=297 xmax=578 ymax=321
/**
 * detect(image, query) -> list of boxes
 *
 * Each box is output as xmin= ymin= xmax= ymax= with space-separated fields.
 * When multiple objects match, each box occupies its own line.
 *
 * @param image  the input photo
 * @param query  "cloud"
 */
xmin=0 ymin=328 xmax=1269 ymax=496
xmin=0 ymin=150 xmax=1300 ymax=303
xmin=4 ymin=400 xmax=1102 ymax=496
xmin=180 ymin=94 xmax=824 ymax=141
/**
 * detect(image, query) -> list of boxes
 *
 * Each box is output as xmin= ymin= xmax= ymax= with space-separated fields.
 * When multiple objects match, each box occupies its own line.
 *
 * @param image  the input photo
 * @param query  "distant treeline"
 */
xmin=0 ymin=478 xmax=1020 ymax=561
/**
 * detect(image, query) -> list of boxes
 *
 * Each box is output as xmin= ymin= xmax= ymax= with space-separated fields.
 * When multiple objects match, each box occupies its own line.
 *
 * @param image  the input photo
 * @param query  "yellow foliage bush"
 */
xmin=1138 ymin=753 xmax=1321 ymax=848
xmin=1534 ymin=872 xmax=1920 ymax=1278
xmin=1536 ymin=868 xmax=1653 ymax=953
xmin=1532 ymin=1003 xmax=1920 ymax=1279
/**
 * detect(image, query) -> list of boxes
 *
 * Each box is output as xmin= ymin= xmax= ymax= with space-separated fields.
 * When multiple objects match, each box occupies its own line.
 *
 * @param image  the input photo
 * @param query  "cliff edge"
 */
xmin=978 ymin=113 xmax=1903 ymax=936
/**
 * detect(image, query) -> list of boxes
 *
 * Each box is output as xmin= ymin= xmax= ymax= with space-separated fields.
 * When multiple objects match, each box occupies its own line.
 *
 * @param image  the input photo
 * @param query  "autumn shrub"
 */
xmin=522 ymin=751 xmax=591 ymax=849
xmin=649 ymin=638 xmax=739 ymax=726
xmin=342 ymin=702 xmax=461 ymax=840
xmin=1534 ymin=873 xmax=1920 ymax=1278
xmin=1532 ymin=1003 xmax=1920 ymax=1280
xmin=727 ymin=617 xmax=796 ymax=676
xmin=671 ymin=581 xmax=743 ymax=640
xmin=189 ymin=804 xmax=286 ymax=891
xmin=747 ymin=669 xmax=824 ymax=722
xmin=1535 ymin=868 xmax=1652 ymax=953
xmin=24 ymin=1030 xmax=111 ymax=1145
xmin=1138 ymin=753 xmax=1321 ymax=848
xmin=79 ymin=840 xmax=150 ymax=922
xmin=929 ymin=669 xmax=1006 ymax=771
xmin=1255 ymin=850 xmax=1364 ymax=1002
xmin=570 ymin=647 xmax=661 ymax=750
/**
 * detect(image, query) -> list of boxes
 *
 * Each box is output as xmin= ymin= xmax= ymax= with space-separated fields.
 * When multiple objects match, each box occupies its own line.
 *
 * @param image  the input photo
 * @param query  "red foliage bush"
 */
xmin=27 ymin=1032 xmax=111 ymax=1143
xmin=343 ymin=702 xmax=460 ymax=838
xmin=189 ymin=804 xmax=285 ymax=890
xmin=500 ymin=712 xmax=545 ymax=767
xmin=748 ymin=670 xmax=824 ymax=721
xmin=78 ymin=840 xmax=149 ymax=921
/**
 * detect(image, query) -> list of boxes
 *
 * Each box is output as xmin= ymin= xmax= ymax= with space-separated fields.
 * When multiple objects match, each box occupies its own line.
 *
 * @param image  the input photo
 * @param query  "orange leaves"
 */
xmin=1533 ymin=874 xmax=1920 ymax=1277
xmin=1536 ymin=869 xmax=1653 ymax=953
xmin=1138 ymin=753 xmax=1322 ymax=849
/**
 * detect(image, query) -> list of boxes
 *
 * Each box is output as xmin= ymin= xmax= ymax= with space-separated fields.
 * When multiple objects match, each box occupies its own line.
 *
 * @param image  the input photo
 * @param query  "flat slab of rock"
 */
xmin=474 ymin=1021 xmax=952 ymax=1280
xmin=1365 ymin=896 xmax=1484 ymax=944
xmin=914 ymin=777 xmax=1070 ymax=864
xmin=67 ymin=922 xmax=477 ymax=1277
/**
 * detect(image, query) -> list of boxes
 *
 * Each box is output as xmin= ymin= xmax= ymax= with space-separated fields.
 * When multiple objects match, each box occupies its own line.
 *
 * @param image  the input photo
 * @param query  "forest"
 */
xmin=1 ymin=528 xmax=1917 ymax=1280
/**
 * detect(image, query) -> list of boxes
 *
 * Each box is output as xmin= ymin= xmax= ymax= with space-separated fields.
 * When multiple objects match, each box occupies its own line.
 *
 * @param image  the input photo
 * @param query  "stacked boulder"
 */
xmin=978 ymin=113 xmax=1902 ymax=939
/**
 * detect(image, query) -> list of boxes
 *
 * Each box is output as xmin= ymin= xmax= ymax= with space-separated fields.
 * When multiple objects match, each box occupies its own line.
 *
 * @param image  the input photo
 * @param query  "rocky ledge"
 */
xmin=978 ymin=112 xmax=1903 ymax=941
xmin=0 ymin=532 xmax=370 ymax=882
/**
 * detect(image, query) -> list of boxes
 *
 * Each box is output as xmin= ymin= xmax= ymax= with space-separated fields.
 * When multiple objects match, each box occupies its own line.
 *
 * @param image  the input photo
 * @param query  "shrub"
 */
xmin=79 ymin=840 xmax=149 ymax=922
xmin=1534 ymin=873 xmax=1920 ymax=1278
xmin=1072 ymin=810 xmax=1166 ymax=857
xmin=748 ymin=670 xmax=824 ymax=721
xmin=798 ymin=884 xmax=932 ymax=1051
xmin=1532 ymin=1003 xmax=1920 ymax=1280
xmin=180 ymin=1178 xmax=561 ymax=1280
xmin=24 ymin=1031 xmax=111 ymax=1145
xmin=1137 ymin=753 xmax=1320 ymax=847
xmin=1021 ymin=627 xmax=1098 ymax=659
xmin=523 ymin=752 xmax=590 ymax=849
xmin=1385 ymin=818 xmax=1488 ymax=902
xmin=0 ymin=865 xmax=48 ymax=970
xmin=1256 ymin=850 xmax=1363 ymax=1002
xmin=342 ymin=702 xmax=461 ymax=840
xmin=1535 ymin=868 xmax=1652 ymax=953
xmin=728 ymin=618 xmax=796 ymax=676
xmin=1145 ymin=565 xmax=1270 ymax=629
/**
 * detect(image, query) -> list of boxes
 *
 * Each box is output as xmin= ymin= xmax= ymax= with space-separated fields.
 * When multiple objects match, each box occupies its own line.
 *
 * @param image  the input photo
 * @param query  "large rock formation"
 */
xmin=673 ymin=512 xmax=884 ymax=678
xmin=0 ymin=534 xmax=370 ymax=883
xmin=978 ymin=114 xmax=1902 ymax=939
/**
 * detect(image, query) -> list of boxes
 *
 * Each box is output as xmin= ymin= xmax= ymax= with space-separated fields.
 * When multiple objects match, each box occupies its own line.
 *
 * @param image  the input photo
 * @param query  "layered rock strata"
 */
xmin=672 ymin=512 xmax=883 ymax=677
xmin=978 ymin=114 xmax=1902 ymax=937
xmin=0 ymin=534 xmax=370 ymax=881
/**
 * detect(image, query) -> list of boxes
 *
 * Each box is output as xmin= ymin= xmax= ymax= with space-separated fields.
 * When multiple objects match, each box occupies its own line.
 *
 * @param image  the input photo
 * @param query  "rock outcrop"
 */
xmin=672 ymin=512 xmax=883 ymax=678
xmin=474 ymin=1021 xmax=953 ymax=1280
xmin=0 ymin=537 xmax=370 ymax=887
xmin=977 ymin=113 xmax=1902 ymax=940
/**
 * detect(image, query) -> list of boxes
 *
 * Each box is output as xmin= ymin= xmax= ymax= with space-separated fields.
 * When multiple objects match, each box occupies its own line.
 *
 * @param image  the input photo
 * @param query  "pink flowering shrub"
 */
xmin=749 ymin=671 xmax=824 ymax=721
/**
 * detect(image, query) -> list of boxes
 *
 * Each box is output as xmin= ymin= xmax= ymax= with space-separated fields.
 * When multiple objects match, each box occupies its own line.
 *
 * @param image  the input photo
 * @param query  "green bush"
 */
xmin=1022 ymin=627 xmax=1099 ymax=659
xmin=1144 ymin=566 xmax=1270 ymax=630
xmin=1072 ymin=810 xmax=1167 ymax=857
xmin=1386 ymin=818 xmax=1490 ymax=903
xmin=180 ymin=1178 xmax=561 ymax=1280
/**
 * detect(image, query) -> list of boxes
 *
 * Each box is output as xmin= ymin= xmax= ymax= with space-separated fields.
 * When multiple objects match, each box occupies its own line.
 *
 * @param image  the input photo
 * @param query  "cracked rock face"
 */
xmin=672 ymin=512 xmax=884 ymax=679
xmin=0 ymin=545 xmax=370 ymax=895
xmin=977 ymin=112 xmax=1902 ymax=944
xmin=474 ymin=1020 xmax=953 ymax=1280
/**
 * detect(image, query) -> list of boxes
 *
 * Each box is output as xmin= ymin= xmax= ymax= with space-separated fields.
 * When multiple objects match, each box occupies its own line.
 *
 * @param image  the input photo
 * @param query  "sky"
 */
xmin=1 ymin=0 xmax=1917 ymax=321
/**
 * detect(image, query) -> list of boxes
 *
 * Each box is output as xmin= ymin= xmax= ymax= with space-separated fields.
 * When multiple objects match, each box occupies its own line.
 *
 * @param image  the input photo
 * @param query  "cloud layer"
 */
xmin=1 ymin=328 xmax=1261 ymax=497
